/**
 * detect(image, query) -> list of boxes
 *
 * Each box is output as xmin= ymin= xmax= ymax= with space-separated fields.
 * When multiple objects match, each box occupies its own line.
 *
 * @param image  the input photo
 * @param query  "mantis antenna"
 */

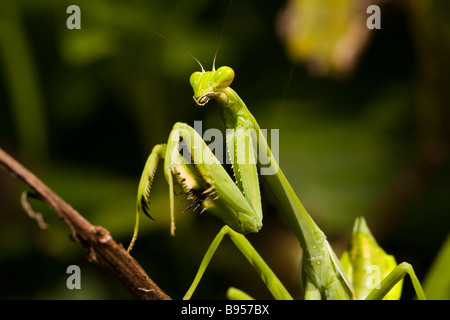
xmin=212 ymin=0 xmax=233 ymax=71
xmin=126 ymin=14 xmax=205 ymax=73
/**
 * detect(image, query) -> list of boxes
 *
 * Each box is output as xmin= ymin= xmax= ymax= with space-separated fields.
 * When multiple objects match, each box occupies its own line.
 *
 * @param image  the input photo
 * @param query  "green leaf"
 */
xmin=340 ymin=217 xmax=402 ymax=299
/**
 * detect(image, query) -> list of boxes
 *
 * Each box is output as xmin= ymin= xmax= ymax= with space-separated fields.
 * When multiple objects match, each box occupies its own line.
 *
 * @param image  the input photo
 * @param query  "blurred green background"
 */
xmin=0 ymin=0 xmax=449 ymax=299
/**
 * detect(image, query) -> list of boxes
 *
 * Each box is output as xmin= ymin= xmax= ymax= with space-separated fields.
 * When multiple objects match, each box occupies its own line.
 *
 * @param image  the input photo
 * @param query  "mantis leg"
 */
xmin=226 ymin=287 xmax=255 ymax=300
xmin=128 ymin=122 xmax=263 ymax=251
xmin=164 ymin=122 xmax=262 ymax=235
xmin=183 ymin=225 xmax=293 ymax=300
xmin=365 ymin=262 xmax=426 ymax=300
xmin=128 ymin=144 xmax=166 ymax=252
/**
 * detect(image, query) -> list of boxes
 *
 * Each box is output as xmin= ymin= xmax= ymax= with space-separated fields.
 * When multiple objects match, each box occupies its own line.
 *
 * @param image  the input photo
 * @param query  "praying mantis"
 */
xmin=126 ymin=37 xmax=426 ymax=301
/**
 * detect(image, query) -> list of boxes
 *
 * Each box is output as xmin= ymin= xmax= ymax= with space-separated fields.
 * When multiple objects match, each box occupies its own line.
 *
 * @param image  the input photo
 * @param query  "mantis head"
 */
xmin=190 ymin=66 xmax=235 ymax=106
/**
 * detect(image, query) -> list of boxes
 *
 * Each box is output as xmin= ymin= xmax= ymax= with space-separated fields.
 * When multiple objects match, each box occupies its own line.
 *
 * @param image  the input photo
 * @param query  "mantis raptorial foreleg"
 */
xmin=128 ymin=121 xmax=262 ymax=252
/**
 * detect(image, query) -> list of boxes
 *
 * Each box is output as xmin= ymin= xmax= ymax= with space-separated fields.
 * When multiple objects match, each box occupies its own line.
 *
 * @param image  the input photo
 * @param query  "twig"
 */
xmin=0 ymin=148 xmax=171 ymax=300
xmin=20 ymin=191 xmax=49 ymax=229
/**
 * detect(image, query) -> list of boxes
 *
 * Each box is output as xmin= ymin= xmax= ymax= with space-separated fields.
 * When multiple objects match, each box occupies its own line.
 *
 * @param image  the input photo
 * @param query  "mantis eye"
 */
xmin=189 ymin=71 xmax=202 ymax=88
xmin=214 ymin=66 xmax=235 ymax=90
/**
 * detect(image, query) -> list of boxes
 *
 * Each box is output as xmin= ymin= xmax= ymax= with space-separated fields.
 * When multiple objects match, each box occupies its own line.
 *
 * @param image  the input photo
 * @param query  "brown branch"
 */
xmin=0 ymin=148 xmax=171 ymax=300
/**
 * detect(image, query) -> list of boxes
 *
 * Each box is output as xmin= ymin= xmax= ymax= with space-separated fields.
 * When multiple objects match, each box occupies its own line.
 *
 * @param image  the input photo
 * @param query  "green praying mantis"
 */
xmin=126 ymin=34 xmax=427 ymax=300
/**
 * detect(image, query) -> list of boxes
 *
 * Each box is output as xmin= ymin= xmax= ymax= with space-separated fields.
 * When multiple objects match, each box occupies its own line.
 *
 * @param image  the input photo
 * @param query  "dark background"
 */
xmin=0 ymin=0 xmax=449 ymax=299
